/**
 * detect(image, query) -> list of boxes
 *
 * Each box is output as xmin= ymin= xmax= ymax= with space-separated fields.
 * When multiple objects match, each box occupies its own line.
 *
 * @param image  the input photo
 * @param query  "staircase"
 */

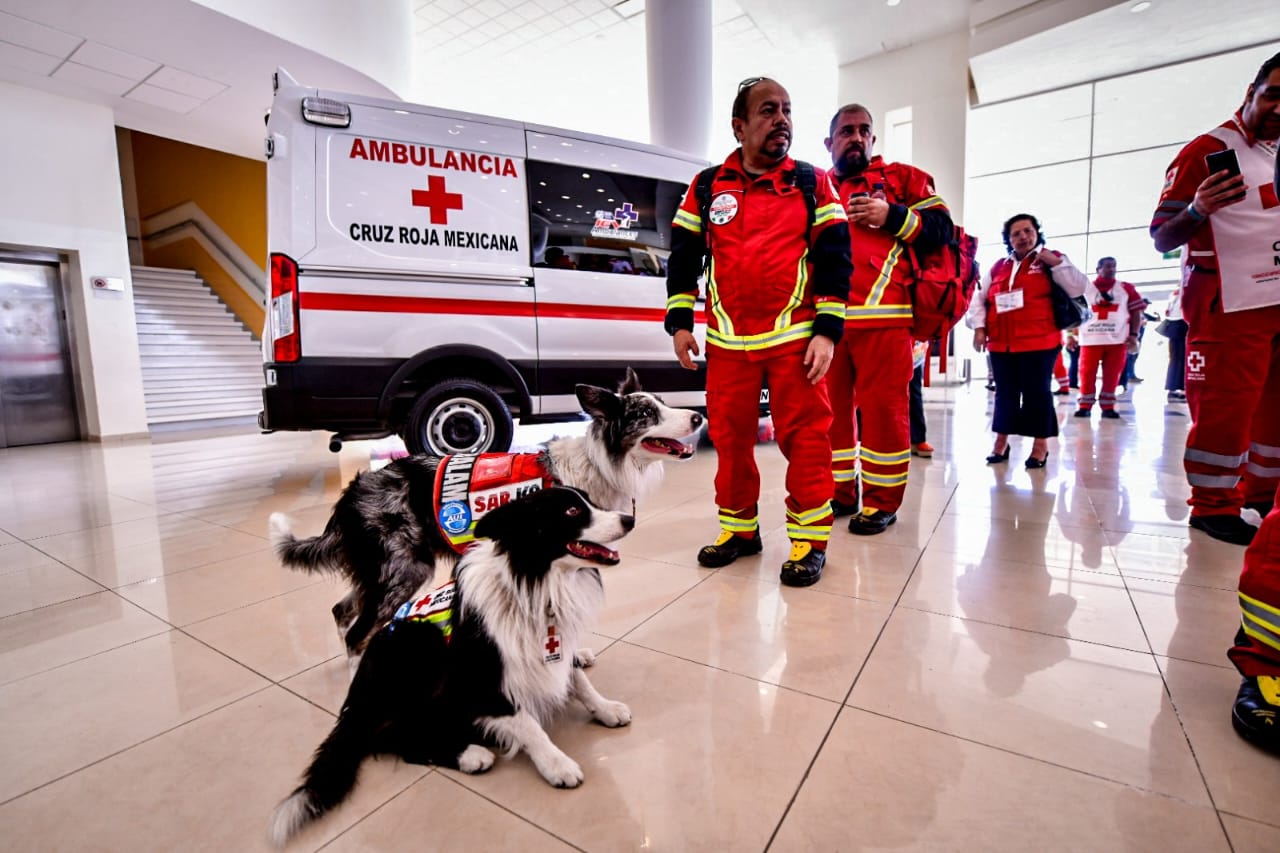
xmin=131 ymin=266 xmax=263 ymax=428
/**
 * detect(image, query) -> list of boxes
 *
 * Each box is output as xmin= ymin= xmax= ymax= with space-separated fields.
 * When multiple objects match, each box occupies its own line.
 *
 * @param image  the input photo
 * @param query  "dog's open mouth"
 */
xmin=641 ymin=437 xmax=695 ymax=459
xmin=566 ymin=541 xmax=621 ymax=566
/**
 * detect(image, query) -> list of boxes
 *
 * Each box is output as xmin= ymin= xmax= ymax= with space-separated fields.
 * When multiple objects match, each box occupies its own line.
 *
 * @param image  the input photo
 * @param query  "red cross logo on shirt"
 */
xmin=412 ymin=175 xmax=464 ymax=225
xmin=1187 ymin=350 xmax=1206 ymax=373
xmin=545 ymin=626 xmax=560 ymax=656
xmin=1092 ymin=302 xmax=1118 ymax=320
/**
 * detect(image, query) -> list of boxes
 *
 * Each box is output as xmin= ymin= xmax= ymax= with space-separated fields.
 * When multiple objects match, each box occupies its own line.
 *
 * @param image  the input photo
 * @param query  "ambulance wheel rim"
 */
xmin=427 ymin=397 xmax=492 ymax=455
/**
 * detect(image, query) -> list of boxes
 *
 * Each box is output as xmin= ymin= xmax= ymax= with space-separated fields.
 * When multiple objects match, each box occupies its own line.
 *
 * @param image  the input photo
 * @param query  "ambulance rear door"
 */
xmin=524 ymin=130 xmax=707 ymax=413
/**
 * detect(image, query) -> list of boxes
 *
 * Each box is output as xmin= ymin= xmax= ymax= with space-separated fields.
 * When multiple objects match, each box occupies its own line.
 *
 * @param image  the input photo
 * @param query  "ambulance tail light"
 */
xmin=301 ymin=97 xmax=350 ymax=128
xmin=270 ymin=253 xmax=301 ymax=363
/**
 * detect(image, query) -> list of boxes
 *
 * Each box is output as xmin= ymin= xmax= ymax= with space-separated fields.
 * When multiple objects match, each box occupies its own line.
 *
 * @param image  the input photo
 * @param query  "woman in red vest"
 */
xmin=966 ymin=214 xmax=1088 ymax=468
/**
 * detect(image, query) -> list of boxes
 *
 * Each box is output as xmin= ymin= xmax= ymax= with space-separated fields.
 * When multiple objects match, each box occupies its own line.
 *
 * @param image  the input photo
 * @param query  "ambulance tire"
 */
xmin=404 ymin=379 xmax=514 ymax=456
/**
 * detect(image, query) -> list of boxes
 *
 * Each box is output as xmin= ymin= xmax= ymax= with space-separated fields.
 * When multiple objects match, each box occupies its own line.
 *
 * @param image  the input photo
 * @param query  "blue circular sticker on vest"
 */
xmin=439 ymin=501 xmax=471 ymax=535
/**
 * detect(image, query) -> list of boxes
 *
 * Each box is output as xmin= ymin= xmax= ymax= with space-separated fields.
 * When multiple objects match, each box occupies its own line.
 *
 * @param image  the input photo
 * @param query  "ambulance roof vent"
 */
xmin=301 ymin=97 xmax=351 ymax=128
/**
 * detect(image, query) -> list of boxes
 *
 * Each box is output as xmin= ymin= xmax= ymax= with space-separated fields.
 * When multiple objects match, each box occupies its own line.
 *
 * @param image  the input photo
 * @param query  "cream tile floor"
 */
xmin=1 ymin=380 xmax=1278 ymax=851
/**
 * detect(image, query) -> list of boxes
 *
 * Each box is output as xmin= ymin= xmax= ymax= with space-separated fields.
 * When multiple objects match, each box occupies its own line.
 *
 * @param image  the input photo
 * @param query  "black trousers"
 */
xmin=1164 ymin=319 xmax=1188 ymax=391
xmin=990 ymin=348 xmax=1060 ymax=438
xmin=909 ymin=364 xmax=926 ymax=444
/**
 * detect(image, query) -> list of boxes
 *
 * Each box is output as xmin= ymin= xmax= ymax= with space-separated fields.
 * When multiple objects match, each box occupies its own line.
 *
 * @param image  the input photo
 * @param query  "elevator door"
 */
xmin=0 ymin=258 xmax=79 ymax=447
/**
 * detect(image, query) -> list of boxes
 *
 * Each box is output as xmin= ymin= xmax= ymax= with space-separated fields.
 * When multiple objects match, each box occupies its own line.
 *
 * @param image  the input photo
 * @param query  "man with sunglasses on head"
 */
xmin=664 ymin=77 xmax=852 ymax=587
xmin=822 ymin=104 xmax=953 ymax=535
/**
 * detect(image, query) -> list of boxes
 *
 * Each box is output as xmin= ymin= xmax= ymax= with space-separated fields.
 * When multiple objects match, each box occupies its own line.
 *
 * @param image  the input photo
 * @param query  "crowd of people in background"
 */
xmin=665 ymin=52 xmax=1280 ymax=755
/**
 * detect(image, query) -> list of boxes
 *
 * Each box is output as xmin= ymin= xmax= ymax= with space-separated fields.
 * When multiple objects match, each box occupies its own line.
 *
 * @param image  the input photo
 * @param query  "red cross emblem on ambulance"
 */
xmin=412 ymin=175 xmax=464 ymax=224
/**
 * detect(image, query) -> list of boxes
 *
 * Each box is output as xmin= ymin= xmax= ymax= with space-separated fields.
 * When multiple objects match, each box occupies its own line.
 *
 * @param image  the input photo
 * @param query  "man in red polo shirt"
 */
xmin=823 ymin=103 xmax=953 ymax=535
xmin=665 ymin=78 xmax=852 ymax=587
xmin=1151 ymin=51 xmax=1280 ymax=755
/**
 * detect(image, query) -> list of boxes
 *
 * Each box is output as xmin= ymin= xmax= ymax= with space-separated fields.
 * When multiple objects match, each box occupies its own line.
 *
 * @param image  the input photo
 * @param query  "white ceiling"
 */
xmin=970 ymin=0 xmax=1280 ymax=103
xmin=1 ymin=0 xmax=1275 ymax=161
xmin=0 ymin=0 xmax=397 ymax=159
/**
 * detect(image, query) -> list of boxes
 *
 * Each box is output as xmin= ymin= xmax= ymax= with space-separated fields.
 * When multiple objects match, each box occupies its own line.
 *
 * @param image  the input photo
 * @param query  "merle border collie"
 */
xmin=269 ymin=368 xmax=701 ymax=656
xmin=268 ymin=486 xmax=634 ymax=846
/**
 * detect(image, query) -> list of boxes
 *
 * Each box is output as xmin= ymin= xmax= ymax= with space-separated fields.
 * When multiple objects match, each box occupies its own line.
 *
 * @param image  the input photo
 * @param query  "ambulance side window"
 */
xmin=527 ymin=161 xmax=683 ymax=276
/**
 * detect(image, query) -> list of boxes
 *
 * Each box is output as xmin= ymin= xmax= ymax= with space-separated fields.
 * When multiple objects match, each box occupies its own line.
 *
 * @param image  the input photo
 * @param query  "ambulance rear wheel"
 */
xmin=404 ymin=379 xmax=513 ymax=456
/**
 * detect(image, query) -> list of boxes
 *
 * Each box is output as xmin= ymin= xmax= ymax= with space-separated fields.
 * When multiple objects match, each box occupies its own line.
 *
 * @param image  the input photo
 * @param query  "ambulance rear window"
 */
xmin=528 ymin=162 xmax=683 ymax=276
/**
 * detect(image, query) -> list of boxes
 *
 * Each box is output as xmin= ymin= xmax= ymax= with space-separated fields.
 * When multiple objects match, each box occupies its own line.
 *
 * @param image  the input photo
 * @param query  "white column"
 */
xmin=646 ymin=0 xmax=713 ymax=160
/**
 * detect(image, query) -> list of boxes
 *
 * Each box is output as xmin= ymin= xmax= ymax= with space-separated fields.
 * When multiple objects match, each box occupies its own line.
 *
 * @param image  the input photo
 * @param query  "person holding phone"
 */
xmin=1151 ymin=51 xmax=1280 ymax=757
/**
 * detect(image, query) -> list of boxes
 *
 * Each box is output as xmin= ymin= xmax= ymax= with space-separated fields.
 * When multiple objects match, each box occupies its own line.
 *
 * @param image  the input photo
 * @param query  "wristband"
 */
xmin=1186 ymin=203 xmax=1207 ymax=223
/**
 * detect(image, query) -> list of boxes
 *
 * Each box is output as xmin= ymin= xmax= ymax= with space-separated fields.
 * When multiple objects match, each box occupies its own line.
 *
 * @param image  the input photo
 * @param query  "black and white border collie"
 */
xmin=268 ymin=486 xmax=634 ymax=847
xmin=269 ymin=368 xmax=702 ymax=657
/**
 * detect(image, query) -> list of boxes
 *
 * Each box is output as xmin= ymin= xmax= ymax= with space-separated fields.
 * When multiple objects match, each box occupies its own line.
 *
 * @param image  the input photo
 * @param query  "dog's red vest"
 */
xmin=433 ymin=453 xmax=558 ymax=552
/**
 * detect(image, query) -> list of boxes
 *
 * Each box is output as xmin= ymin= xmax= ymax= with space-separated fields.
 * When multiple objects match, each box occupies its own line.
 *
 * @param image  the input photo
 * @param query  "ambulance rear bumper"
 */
xmin=260 ymin=358 xmax=401 ymax=434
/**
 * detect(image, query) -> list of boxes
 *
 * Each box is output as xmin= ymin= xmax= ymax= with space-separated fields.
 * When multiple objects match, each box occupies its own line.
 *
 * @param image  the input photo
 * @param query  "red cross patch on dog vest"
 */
xmin=433 ymin=453 xmax=558 ymax=552
xmin=393 ymin=581 xmax=456 ymax=642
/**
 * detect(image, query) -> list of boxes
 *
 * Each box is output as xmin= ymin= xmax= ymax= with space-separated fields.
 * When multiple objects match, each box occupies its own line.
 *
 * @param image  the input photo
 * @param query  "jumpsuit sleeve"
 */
xmin=808 ymin=172 xmax=852 ymax=343
xmin=881 ymin=167 xmax=953 ymax=255
xmin=664 ymin=178 xmax=704 ymax=336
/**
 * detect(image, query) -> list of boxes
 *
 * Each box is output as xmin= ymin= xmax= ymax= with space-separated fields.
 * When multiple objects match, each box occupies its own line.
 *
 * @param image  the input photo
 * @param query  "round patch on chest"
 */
xmin=708 ymin=192 xmax=739 ymax=226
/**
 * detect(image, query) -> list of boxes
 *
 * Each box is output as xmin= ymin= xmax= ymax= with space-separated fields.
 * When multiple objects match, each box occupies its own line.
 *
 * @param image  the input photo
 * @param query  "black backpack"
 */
xmin=693 ymin=161 xmax=819 ymax=263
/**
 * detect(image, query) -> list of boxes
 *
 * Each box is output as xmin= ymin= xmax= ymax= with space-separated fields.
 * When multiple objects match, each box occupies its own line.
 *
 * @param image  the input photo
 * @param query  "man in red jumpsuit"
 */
xmin=822 ymin=104 xmax=953 ymax=534
xmin=1068 ymin=257 xmax=1147 ymax=420
xmin=1151 ymin=52 xmax=1280 ymax=754
xmin=665 ymin=78 xmax=852 ymax=587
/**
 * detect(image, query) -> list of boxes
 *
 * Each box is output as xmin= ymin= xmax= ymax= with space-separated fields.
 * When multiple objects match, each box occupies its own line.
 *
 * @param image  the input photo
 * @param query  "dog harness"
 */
xmin=392 ymin=581 xmax=456 ymax=642
xmin=433 ymin=453 xmax=559 ymax=552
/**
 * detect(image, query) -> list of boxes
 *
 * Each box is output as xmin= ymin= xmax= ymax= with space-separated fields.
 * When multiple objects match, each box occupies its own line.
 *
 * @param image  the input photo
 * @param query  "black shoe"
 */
xmin=1025 ymin=451 xmax=1049 ymax=470
xmin=1073 ymin=408 xmax=1091 ymax=418
xmin=1100 ymin=409 xmax=1122 ymax=420
xmin=985 ymin=382 xmax=997 ymax=391
xmin=1189 ymin=514 xmax=1258 ymax=546
xmin=697 ymin=531 xmax=763 ymax=568
xmin=1054 ymin=387 xmax=1071 ymax=396
xmin=1231 ymin=677 xmax=1280 ymax=755
xmin=830 ymin=498 xmax=860 ymax=518
xmin=1130 ymin=376 xmax=1144 ymax=384
xmin=780 ymin=541 xmax=825 ymax=587
xmin=986 ymin=447 xmax=1010 ymax=464
xmin=849 ymin=508 xmax=897 ymax=535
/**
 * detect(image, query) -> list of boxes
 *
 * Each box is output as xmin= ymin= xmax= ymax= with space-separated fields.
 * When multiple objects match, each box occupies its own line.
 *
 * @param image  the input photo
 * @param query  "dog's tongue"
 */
xmin=641 ymin=437 xmax=695 ymax=459
xmin=567 ymin=541 xmax=621 ymax=566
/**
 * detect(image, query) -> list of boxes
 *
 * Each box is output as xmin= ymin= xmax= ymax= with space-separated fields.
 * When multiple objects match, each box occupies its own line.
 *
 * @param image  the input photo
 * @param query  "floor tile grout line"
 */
xmin=426 ymin=772 xmax=590 ymax=853
xmin=892 ymin=603 xmax=1158 ymax=655
xmin=0 ymin=682 xmax=276 ymax=809
xmin=314 ymin=768 xmax=438 ymax=852
xmin=1216 ymin=808 xmax=1280 ymax=832
xmin=843 ymin=703 xmax=1228 ymax=812
xmin=762 ymin=485 xmax=955 ymax=852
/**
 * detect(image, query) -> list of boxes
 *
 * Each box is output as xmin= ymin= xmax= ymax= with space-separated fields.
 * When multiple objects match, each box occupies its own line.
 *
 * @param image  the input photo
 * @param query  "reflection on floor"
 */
xmin=1 ymin=380 xmax=1278 ymax=851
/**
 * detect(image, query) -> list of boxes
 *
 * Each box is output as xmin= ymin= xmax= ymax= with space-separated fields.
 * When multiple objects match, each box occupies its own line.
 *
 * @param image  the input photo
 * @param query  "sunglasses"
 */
xmin=738 ymin=76 xmax=766 ymax=93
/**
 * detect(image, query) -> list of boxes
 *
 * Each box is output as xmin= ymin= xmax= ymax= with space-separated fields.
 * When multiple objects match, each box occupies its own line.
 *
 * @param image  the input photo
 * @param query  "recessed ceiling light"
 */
xmin=1130 ymin=1 xmax=1151 ymax=11
xmin=886 ymin=0 xmax=901 ymax=6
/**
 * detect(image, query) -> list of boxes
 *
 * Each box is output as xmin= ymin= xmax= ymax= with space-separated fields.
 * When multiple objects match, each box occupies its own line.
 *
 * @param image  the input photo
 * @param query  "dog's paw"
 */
xmin=573 ymin=648 xmax=596 ymax=668
xmin=537 ymin=752 xmax=584 ymax=789
xmin=592 ymin=699 xmax=632 ymax=728
xmin=457 ymin=744 xmax=496 ymax=774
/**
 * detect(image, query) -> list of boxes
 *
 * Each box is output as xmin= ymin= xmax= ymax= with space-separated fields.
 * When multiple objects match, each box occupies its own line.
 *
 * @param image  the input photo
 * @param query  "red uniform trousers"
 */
xmin=828 ymin=327 xmax=913 ymax=514
xmin=1181 ymin=271 xmax=1280 ymax=517
xmin=1078 ymin=344 xmax=1127 ymax=411
xmin=1053 ymin=350 xmax=1069 ymax=388
xmin=705 ymin=344 xmax=834 ymax=545
xmin=1230 ymin=480 xmax=1280 ymax=676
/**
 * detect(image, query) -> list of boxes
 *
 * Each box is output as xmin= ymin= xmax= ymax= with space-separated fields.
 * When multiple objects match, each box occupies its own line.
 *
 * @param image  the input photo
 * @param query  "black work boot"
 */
xmin=1189 ymin=513 xmax=1258 ymax=546
xmin=849 ymin=508 xmax=897 ymax=536
xmin=1231 ymin=676 xmax=1280 ymax=755
xmin=697 ymin=530 xmax=763 ymax=568
xmin=780 ymin=540 xmax=825 ymax=587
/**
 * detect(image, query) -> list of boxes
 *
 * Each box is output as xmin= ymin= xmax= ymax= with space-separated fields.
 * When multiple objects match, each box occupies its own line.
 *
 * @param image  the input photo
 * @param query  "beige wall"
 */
xmin=0 ymin=82 xmax=147 ymax=439
xmin=836 ymin=30 xmax=971 ymax=224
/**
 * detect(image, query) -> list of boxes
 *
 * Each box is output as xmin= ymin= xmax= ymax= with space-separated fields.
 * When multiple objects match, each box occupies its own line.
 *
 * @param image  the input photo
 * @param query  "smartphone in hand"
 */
xmin=1205 ymin=148 xmax=1247 ymax=202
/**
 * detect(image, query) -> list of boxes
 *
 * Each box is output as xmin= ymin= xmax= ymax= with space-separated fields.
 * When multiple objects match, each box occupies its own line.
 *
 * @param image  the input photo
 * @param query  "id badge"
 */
xmin=995 ymin=290 xmax=1025 ymax=313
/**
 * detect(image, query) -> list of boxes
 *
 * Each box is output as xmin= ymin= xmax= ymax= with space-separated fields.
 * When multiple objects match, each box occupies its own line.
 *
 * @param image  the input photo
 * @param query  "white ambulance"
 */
xmin=259 ymin=69 xmax=709 ymax=454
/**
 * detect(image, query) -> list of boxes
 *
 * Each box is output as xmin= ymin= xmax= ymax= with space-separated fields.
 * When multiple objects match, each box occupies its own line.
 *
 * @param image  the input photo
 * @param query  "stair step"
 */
xmin=142 ymin=357 xmax=262 ymax=370
xmin=133 ymin=281 xmax=213 ymax=295
xmin=136 ymin=314 xmax=245 ymax=327
xmin=134 ymin=294 xmax=226 ymax=307
xmin=138 ymin=327 xmax=255 ymax=340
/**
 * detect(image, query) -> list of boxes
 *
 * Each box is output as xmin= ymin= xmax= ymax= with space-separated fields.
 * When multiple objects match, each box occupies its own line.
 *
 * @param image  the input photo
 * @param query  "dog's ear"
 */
xmin=576 ymin=383 xmax=623 ymax=420
xmin=619 ymin=366 xmax=642 ymax=395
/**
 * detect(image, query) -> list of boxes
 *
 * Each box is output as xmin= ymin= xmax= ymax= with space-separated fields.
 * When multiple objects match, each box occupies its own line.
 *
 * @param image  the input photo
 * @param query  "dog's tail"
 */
xmin=269 ymin=513 xmax=342 ymax=574
xmin=268 ymin=703 xmax=371 ymax=846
